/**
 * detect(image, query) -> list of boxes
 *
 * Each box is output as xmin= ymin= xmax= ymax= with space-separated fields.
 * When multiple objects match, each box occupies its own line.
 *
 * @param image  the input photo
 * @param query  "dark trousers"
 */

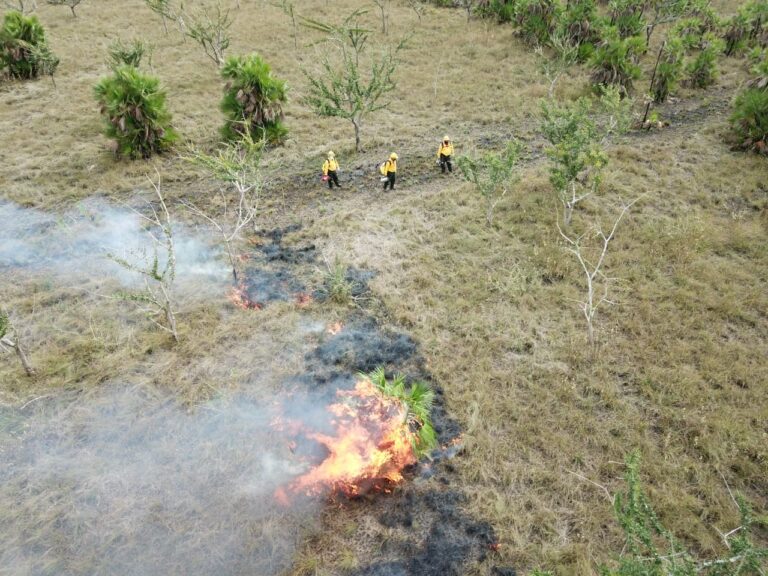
xmin=440 ymin=154 xmax=452 ymax=173
xmin=327 ymin=170 xmax=340 ymax=188
xmin=383 ymin=172 xmax=396 ymax=190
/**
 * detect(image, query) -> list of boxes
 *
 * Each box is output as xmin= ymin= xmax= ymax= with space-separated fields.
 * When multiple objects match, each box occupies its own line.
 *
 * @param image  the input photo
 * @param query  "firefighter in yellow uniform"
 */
xmin=322 ymin=151 xmax=341 ymax=189
xmin=437 ymin=135 xmax=454 ymax=174
xmin=381 ymin=152 xmax=398 ymax=191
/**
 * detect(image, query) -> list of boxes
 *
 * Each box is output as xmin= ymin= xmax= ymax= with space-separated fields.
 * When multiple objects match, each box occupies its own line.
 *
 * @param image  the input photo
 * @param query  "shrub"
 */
xmin=590 ymin=28 xmax=644 ymax=95
xmin=730 ymin=73 xmax=768 ymax=153
xmin=365 ymin=368 xmax=437 ymax=458
xmin=651 ymin=35 xmax=685 ymax=103
xmin=608 ymin=0 xmax=646 ymax=39
xmin=93 ymin=65 xmax=178 ymax=159
xmin=479 ymin=0 xmax=517 ymax=22
xmin=514 ymin=0 xmax=562 ymax=46
xmin=559 ymin=0 xmax=604 ymax=60
xmin=0 ymin=10 xmax=59 ymax=79
xmin=107 ymin=38 xmax=149 ymax=69
xmin=220 ymin=53 xmax=288 ymax=144
xmin=685 ymin=33 xmax=724 ymax=88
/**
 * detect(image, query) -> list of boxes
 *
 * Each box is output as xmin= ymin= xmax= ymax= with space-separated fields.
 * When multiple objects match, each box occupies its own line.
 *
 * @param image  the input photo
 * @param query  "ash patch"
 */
xmin=309 ymin=319 xmax=418 ymax=375
xmin=350 ymin=489 xmax=498 ymax=576
xmin=239 ymin=225 xmax=316 ymax=307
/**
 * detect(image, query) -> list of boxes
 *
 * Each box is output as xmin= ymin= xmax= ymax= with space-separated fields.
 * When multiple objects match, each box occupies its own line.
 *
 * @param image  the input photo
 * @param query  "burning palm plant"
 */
xmin=275 ymin=368 xmax=437 ymax=501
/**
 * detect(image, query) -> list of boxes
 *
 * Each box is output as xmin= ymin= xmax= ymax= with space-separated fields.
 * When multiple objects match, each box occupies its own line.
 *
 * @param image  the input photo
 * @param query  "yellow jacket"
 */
xmin=322 ymin=158 xmax=339 ymax=175
xmin=383 ymin=159 xmax=397 ymax=173
xmin=437 ymin=142 xmax=454 ymax=157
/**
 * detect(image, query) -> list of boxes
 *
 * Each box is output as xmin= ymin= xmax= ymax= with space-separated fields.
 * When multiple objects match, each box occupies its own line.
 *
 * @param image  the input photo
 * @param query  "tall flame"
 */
xmin=276 ymin=379 xmax=417 ymax=502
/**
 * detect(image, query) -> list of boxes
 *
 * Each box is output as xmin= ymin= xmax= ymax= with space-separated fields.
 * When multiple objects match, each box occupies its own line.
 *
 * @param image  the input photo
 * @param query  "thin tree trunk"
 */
xmin=15 ymin=341 xmax=36 ymax=376
xmin=352 ymin=119 xmax=361 ymax=152
xmin=70 ymin=5 xmax=76 ymax=17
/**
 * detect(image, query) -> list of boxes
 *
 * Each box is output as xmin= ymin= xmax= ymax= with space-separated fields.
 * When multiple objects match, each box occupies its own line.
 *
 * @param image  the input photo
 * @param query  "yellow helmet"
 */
xmin=443 ymin=135 xmax=450 ymax=141
xmin=328 ymin=150 xmax=335 ymax=158
xmin=390 ymin=152 xmax=398 ymax=160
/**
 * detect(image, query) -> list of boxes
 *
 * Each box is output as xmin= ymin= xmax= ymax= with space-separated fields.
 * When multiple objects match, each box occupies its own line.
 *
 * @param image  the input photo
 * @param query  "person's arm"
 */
xmin=322 ymin=161 xmax=329 ymax=175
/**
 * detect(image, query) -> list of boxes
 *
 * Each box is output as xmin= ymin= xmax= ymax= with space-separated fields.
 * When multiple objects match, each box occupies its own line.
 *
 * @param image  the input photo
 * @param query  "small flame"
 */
xmin=227 ymin=283 xmax=262 ymax=310
xmin=326 ymin=321 xmax=343 ymax=335
xmin=295 ymin=292 xmax=313 ymax=308
xmin=276 ymin=379 xmax=417 ymax=501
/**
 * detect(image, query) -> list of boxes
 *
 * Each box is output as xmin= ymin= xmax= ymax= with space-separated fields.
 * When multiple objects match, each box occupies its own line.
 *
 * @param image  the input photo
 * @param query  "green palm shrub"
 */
xmin=590 ymin=27 xmax=644 ymax=94
xmin=560 ymin=0 xmax=604 ymax=61
xmin=685 ymin=33 xmax=724 ymax=88
xmin=93 ymin=65 xmax=178 ymax=159
xmin=730 ymin=58 xmax=768 ymax=153
xmin=220 ymin=53 xmax=288 ymax=144
xmin=651 ymin=36 xmax=685 ymax=103
xmin=0 ymin=10 xmax=59 ymax=79
xmin=514 ymin=0 xmax=563 ymax=46
xmin=365 ymin=368 xmax=437 ymax=458
xmin=480 ymin=0 xmax=517 ymax=22
xmin=608 ymin=0 xmax=646 ymax=39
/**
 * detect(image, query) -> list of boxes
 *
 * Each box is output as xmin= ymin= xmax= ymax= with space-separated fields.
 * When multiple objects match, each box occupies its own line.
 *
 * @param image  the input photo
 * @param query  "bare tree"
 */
xmin=46 ymin=0 xmax=83 ymax=17
xmin=108 ymin=174 xmax=179 ymax=342
xmin=272 ymin=0 xmax=299 ymax=50
xmin=2 ymin=0 xmax=37 ymax=14
xmin=181 ymin=136 xmax=263 ymax=283
xmin=557 ymin=198 xmax=641 ymax=346
xmin=183 ymin=1 xmax=232 ymax=66
xmin=0 ymin=308 xmax=36 ymax=377
xmin=372 ymin=0 xmax=390 ymax=34
xmin=535 ymin=30 xmax=578 ymax=98
xmin=144 ymin=0 xmax=182 ymax=35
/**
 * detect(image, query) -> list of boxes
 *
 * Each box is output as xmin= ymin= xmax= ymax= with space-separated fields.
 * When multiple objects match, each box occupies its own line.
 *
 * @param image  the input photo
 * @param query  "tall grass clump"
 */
xmin=107 ymin=38 xmax=149 ymax=69
xmin=94 ymin=65 xmax=178 ymax=159
xmin=365 ymin=368 xmax=437 ymax=458
xmin=220 ymin=53 xmax=288 ymax=144
xmin=0 ymin=10 xmax=59 ymax=79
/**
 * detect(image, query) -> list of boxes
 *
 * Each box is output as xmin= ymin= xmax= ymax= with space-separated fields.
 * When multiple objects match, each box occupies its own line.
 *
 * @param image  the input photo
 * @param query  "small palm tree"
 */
xmin=365 ymin=367 xmax=437 ymax=457
xmin=0 ymin=10 xmax=59 ymax=79
xmin=94 ymin=65 xmax=178 ymax=159
xmin=220 ymin=53 xmax=288 ymax=144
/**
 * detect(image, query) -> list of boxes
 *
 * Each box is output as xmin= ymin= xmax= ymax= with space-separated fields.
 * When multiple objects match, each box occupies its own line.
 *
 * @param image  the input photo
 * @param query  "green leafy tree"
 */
xmin=365 ymin=368 xmax=437 ymax=458
xmin=0 ymin=10 xmax=58 ymax=79
xmin=94 ymin=65 xmax=178 ymax=159
xmin=590 ymin=28 xmax=644 ymax=95
xmin=220 ymin=53 xmax=288 ymax=144
xmin=303 ymin=10 xmax=404 ymax=152
xmin=457 ymin=139 xmax=524 ymax=226
xmin=541 ymin=97 xmax=607 ymax=226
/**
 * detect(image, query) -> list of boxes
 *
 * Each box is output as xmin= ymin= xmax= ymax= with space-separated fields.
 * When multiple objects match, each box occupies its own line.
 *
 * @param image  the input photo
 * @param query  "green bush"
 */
xmin=93 ymin=65 xmax=178 ymax=159
xmin=651 ymin=36 xmax=685 ymax=103
xmin=220 ymin=53 xmax=288 ymax=144
xmin=480 ymin=0 xmax=517 ymax=22
xmin=0 ymin=10 xmax=59 ymax=79
xmin=685 ymin=33 xmax=724 ymax=88
xmin=590 ymin=28 xmax=644 ymax=95
xmin=514 ymin=0 xmax=563 ymax=46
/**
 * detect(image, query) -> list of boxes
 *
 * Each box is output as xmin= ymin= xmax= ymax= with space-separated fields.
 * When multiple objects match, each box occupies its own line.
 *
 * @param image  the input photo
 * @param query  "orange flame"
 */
xmin=326 ymin=321 xmax=343 ymax=335
xmin=227 ymin=283 xmax=262 ymax=310
xmin=277 ymin=379 xmax=416 ymax=501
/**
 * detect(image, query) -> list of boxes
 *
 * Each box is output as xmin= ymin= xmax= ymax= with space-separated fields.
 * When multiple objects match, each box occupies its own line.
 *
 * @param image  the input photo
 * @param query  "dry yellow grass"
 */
xmin=2 ymin=0 xmax=767 ymax=575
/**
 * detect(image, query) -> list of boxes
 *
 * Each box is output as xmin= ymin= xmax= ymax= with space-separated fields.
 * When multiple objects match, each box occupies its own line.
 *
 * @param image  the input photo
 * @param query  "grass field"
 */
xmin=1 ymin=0 xmax=767 ymax=574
